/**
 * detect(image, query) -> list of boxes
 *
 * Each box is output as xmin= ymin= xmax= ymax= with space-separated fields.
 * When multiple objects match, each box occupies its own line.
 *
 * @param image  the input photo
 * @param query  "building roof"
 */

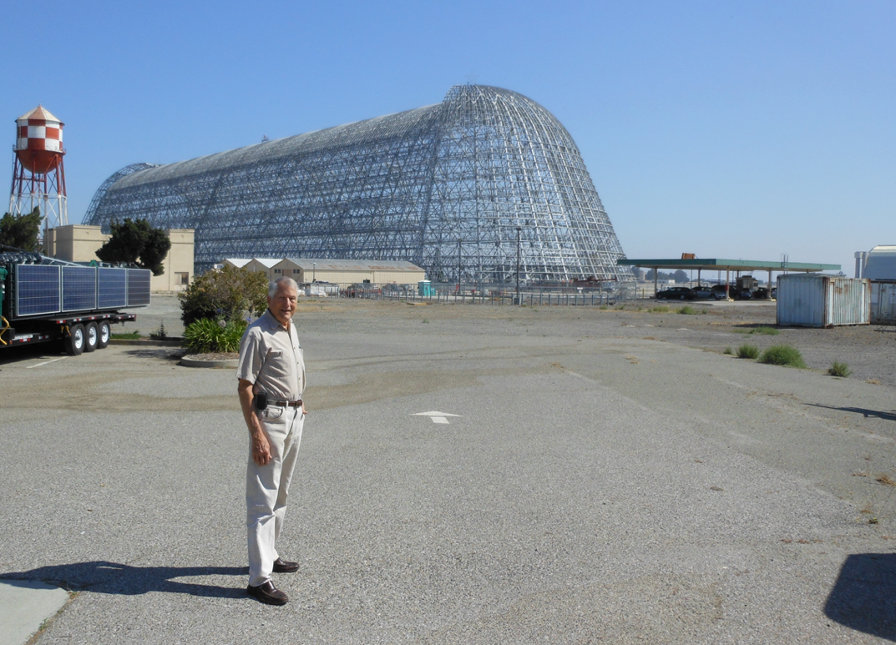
xmin=245 ymin=258 xmax=281 ymax=268
xmin=617 ymin=257 xmax=841 ymax=273
xmin=280 ymin=258 xmax=423 ymax=271
xmin=17 ymin=105 xmax=62 ymax=123
xmin=222 ymin=258 xmax=251 ymax=268
xmin=864 ymin=245 xmax=896 ymax=280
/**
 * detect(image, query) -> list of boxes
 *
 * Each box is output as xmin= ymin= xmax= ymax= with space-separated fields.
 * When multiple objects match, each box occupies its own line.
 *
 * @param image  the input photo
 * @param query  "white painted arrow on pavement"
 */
xmin=413 ymin=411 xmax=461 ymax=425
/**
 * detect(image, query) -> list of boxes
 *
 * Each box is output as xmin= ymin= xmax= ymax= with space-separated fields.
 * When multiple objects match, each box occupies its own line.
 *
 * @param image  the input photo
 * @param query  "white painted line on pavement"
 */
xmin=413 ymin=411 xmax=461 ymax=424
xmin=26 ymin=357 xmax=67 ymax=369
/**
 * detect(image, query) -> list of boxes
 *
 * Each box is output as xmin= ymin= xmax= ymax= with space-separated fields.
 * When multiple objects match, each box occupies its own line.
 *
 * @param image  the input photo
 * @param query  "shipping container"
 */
xmin=776 ymin=274 xmax=870 ymax=328
xmin=870 ymin=280 xmax=896 ymax=325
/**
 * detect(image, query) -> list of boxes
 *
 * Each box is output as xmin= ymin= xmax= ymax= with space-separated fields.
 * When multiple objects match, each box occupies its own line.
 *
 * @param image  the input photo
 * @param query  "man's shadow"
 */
xmin=1 ymin=561 xmax=247 ymax=598
xmin=809 ymin=403 xmax=896 ymax=422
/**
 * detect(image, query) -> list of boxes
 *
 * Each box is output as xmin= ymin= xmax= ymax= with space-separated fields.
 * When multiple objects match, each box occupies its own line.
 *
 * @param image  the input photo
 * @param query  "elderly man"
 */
xmin=237 ymin=277 xmax=306 ymax=605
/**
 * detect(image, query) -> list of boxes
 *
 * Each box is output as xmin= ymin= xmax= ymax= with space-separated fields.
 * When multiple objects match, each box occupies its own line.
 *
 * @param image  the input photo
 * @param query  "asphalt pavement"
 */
xmin=1 ymin=297 xmax=895 ymax=643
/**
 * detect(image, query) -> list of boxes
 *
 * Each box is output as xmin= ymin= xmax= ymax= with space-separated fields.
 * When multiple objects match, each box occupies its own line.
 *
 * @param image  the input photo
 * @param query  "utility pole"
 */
xmin=515 ymin=226 xmax=521 ymax=305
xmin=457 ymin=238 xmax=462 ymax=297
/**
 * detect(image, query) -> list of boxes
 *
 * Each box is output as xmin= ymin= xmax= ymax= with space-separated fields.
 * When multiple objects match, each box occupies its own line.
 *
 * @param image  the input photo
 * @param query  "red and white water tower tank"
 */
xmin=8 ymin=104 xmax=68 ymax=229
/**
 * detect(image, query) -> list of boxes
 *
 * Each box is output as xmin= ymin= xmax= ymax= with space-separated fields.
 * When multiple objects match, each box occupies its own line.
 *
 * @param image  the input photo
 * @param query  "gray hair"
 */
xmin=268 ymin=276 xmax=299 ymax=298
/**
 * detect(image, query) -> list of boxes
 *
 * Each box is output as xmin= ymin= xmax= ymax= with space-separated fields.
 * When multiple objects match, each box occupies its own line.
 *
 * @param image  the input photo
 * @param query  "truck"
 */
xmin=0 ymin=248 xmax=151 ymax=356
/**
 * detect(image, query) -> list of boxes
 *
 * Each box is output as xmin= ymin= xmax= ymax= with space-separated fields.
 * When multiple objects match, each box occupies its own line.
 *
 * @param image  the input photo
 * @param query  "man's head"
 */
xmin=267 ymin=277 xmax=298 ymax=327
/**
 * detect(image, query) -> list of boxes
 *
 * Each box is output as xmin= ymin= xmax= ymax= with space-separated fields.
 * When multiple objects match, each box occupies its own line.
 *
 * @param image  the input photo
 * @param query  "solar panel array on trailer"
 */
xmin=11 ymin=264 xmax=151 ymax=318
xmin=0 ymin=261 xmax=151 ymax=356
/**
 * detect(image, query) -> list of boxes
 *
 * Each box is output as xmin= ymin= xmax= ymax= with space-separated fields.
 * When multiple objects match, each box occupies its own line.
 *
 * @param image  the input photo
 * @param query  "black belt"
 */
xmin=269 ymin=399 xmax=302 ymax=408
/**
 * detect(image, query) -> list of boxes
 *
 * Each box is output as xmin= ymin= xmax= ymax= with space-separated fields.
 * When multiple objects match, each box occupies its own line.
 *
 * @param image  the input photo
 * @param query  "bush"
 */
xmin=179 ymin=265 xmax=268 ymax=326
xmin=183 ymin=318 xmax=247 ymax=353
xmin=737 ymin=344 xmax=759 ymax=359
xmin=828 ymin=361 xmax=851 ymax=377
xmin=759 ymin=345 xmax=806 ymax=368
xmin=676 ymin=305 xmax=700 ymax=315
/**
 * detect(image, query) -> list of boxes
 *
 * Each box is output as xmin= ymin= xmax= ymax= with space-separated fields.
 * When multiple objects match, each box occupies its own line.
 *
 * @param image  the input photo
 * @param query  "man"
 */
xmin=237 ymin=276 xmax=306 ymax=605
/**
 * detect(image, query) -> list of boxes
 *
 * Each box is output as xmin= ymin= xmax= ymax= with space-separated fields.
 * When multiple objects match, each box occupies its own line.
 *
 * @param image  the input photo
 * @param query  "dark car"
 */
xmin=656 ymin=286 xmax=695 ymax=300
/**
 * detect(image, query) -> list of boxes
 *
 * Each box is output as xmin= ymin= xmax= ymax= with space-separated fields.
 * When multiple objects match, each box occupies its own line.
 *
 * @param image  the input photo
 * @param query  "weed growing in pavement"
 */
xmin=750 ymin=326 xmax=779 ymax=335
xmin=676 ymin=305 xmax=704 ymax=315
xmin=723 ymin=347 xmax=733 ymax=355
xmin=828 ymin=361 xmax=851 ymax=377
xmin=150 ymin=322 xmax=167 ymax=340
xmin=759 ymin=345 xmax=806 ymax=368
xmin=650 ymin=306 xmax=670 ymax=313
xmin=737 ymin=344 xmax=760 ymax=359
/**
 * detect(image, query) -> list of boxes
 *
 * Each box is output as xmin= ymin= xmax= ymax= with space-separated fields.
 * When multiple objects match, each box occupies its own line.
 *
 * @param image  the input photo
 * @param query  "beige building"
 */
xmin=47 ymin=225 xmax=195 ymax=293
xmin=222 ymin=257 xmax=426 ymax=287
xmin=269 ymin=258 xmax=425 ymax=286
xmin=244 ymin=258 xmax=281 ymax=281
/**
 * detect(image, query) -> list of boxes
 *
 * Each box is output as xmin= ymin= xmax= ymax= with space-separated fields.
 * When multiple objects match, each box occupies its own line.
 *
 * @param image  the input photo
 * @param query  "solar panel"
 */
xmin=127 ymin=269 xmax=151 ymax=306
xmin=62 ymin=266 xmax=97 ymax=311
xmin=97 ymin=267 xmax=127 ymax=308
xmin=14 ymin=264 xmax=60 ymax=317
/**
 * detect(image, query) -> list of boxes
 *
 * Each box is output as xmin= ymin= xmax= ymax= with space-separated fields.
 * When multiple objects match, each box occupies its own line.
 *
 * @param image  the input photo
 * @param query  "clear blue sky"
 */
xmin=2 ymin=0 xmax=892 ymax=274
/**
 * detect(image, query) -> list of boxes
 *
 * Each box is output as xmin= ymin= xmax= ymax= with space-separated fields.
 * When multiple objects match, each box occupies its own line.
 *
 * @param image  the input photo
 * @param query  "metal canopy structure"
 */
xmin=83 ymin=85 xmax=632 ymax=286
xmin=617 ymin=257 xmax=842 ymax=296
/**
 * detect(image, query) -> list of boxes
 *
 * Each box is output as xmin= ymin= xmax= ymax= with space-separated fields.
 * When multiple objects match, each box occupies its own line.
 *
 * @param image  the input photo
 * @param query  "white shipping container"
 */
xmin=776 ymin=275 xmax=870 ymax=327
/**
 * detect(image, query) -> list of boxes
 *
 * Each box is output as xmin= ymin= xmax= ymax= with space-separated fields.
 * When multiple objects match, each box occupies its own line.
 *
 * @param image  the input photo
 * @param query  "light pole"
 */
xmin=457 ymin=238 xmax=462 ymax=297
xmin=515 ymin=226 xmax=521 ymax=305
xmin=312 ymin=262 xmax=316 ymax=283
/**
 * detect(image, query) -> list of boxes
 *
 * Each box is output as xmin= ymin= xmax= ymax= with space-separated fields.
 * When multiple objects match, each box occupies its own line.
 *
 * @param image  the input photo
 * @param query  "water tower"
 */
xmin=8 ymin=105 xmax=68 ymax=234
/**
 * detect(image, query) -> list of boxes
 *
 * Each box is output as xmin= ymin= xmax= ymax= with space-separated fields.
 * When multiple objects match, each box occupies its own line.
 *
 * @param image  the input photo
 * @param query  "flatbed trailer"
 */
xmin=0 ymin=252 xmax=150 ymax=356
xmin=1 ymin=310 xmax=137 ymax=355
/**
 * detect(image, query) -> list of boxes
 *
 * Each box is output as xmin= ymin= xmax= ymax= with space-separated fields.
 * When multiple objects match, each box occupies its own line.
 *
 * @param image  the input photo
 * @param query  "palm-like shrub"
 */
xmin=183 ymin=318 xmax=247 ymax=353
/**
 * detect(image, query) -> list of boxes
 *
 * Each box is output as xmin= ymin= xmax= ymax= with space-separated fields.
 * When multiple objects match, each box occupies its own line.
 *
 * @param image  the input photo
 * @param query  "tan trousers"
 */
xmin=246 ymin=405 xmax=304 ymax=586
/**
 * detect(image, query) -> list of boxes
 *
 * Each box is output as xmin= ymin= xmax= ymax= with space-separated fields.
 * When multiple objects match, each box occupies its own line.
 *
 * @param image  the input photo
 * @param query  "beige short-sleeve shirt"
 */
xmin=237 ymin=310 xmax=305 ymax=401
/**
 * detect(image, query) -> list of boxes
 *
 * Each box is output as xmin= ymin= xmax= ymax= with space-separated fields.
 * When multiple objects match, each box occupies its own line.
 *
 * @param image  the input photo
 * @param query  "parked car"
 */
xmin=656 ymin=286 xmax=695 ymax=300
xmin=690 ymin=285 xmax=713 ymax=299
xmin=710 ymin=284 xmax=730 ymax=300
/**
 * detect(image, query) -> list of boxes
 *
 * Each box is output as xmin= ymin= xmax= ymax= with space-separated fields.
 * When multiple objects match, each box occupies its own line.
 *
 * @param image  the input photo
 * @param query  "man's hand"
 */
xmin=251 ymin=431 xmax=272 ymax=466
xmin=239 ymin=378 xmax=273 ymax=466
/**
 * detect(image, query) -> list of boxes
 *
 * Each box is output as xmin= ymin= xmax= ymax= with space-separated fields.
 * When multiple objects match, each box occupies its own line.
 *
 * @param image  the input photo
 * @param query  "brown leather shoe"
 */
xmin=272 ymin=557 xmax=299 ymax=573
xmin=247 ymin=580 xmax=288 ymax=605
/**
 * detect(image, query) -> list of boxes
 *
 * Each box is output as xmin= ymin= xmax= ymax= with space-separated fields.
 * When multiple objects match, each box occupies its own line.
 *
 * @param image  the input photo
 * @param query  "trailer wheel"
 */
xmin=84 ymin=322 xmax=98 ymax=352
xmin=65 ymin=324 xmax=85 ymax=356
xmin=97 ymin=321 xmax=111 ymax=349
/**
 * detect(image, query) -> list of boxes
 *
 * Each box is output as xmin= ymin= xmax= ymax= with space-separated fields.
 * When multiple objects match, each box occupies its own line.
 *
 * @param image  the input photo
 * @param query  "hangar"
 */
xmin=83 ymin=85 xmax=632 ymax=288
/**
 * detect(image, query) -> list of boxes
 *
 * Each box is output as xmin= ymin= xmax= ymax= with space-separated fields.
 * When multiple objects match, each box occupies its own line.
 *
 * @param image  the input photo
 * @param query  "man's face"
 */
xmin=268 ymin=283 xmax=298 ymax=326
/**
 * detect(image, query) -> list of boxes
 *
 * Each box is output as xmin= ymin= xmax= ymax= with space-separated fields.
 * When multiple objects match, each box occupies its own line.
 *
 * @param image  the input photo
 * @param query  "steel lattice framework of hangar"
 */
xmin=617 ymin=257 xmax=842 ymax=297
xmin=83 ymin=84 xmax=632 ymax=285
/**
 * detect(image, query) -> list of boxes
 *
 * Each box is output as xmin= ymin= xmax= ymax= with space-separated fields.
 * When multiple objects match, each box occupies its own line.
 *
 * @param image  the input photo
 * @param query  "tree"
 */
xmin=96 ymin=219 xmax=171 ymax=275
xmin=178 ymin=265 xmax=269 ymax=326
xmin=0 ymin=207 xmax=41 ymax=252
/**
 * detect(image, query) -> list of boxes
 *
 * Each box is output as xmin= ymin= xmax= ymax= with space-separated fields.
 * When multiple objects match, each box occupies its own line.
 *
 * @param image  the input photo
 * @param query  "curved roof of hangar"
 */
xmin=113 ymin=103 xmax=444 ymax=189
xmin=108 ymin=84 xmax=566 ymax=189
